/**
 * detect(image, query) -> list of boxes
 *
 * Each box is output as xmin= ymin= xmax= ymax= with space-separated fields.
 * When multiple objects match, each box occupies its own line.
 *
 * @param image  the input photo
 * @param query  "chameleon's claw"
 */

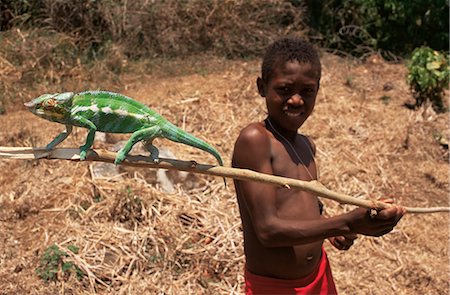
xmin=79 ymin=150 xmax=87 ymax=161
xmin=114 ymin=154 xmax=125 ymax=165
xmin=152 ymin=158 xmax=160 ymax=164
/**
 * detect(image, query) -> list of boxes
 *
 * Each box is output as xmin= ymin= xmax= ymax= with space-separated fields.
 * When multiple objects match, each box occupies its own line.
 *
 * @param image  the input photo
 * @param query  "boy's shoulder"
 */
xmin=233 ymin=122 xmax=272 ymax=166
xmin=233 ymin=122 xmax=272 ymax=155
xmin=236 ymin=122 xmax=270 ymax=144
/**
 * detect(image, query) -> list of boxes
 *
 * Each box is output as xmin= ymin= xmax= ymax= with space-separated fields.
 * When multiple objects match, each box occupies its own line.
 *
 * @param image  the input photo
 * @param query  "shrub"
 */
xmin=406 ymin=47 xmax=449 ymax=112
xmin=304 ymin=0 xmax=449 ymax=59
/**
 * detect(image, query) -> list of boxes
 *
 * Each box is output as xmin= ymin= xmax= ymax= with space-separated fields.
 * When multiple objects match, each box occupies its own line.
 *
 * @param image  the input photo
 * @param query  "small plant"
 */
xmin=36 ymin=244 xmax=84 ymax=282
xmin=407 ymin=47 xmax=449 ymax=112
xmin=380 ymin=95 xmax=391 ymax=105
xmin=344 ymin=75 xmax=355 ymax=88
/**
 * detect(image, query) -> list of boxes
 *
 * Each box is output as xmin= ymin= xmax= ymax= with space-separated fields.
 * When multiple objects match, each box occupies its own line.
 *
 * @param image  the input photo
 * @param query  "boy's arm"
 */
xmin=320 ymin=207 xmax=358 ymax=251
xmin=232 ymin=125 xmax=404 ymax=248
xmin=233 ymin=125 xmax=351 ymax=247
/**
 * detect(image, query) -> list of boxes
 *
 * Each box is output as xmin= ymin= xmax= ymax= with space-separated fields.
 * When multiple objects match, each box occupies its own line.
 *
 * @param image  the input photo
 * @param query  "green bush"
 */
xmin=36 ymin=244 xmax=83 ymax=282
xmin=305 ymin=0 xmax=449 ymax=59
xmin=407 ymin=47 xmax=449 ymax=112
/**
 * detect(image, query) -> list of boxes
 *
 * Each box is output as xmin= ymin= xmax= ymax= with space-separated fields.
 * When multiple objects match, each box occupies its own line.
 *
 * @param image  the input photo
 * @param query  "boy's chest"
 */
xmin=270 ymin=138 xmax=317 ymax=181
xmin=269 ymin=139 xmax=321 ymax=218
xmin=275 ymin=187 xmax=321 ymax=219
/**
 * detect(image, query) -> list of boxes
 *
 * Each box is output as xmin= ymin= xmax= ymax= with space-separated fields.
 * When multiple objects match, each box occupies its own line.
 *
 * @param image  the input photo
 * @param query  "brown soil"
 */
xmin=0 ymin=53 xmax=448 ymax=294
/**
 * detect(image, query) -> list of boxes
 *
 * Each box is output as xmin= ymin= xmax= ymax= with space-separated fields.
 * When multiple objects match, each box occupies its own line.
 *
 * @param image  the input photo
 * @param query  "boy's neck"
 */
xmin=265 ymin=117 xmax=298 ymax=141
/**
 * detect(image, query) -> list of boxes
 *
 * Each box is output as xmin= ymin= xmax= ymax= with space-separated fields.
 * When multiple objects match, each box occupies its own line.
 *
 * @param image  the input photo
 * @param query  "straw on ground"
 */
xmin=1 ymin=146 xmax=448 ymax=214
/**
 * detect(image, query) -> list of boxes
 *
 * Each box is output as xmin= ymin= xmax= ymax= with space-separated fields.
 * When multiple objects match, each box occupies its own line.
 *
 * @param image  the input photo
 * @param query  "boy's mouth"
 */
xmin=283 ymin=107 xmax=304 ymax=117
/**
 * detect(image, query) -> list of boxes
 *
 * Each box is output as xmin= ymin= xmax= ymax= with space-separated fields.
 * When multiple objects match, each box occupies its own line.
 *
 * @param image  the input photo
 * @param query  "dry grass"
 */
xmin=39 ymin=0 xmax=306 ymax=58
xmin=0 ymin=53 xmax=449 ymax=294
xmin=0 ymin=0 xmax=307 ymax=110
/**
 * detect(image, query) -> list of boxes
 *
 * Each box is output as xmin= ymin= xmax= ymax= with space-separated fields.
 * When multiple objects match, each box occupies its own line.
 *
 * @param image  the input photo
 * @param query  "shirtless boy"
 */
xmin=232 ymin=38 xmax=405 ymax=294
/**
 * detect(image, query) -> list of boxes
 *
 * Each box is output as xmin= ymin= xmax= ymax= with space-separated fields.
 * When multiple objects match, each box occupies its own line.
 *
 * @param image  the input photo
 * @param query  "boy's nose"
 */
xmin=288 ymin=94 xmax=304 ymax=106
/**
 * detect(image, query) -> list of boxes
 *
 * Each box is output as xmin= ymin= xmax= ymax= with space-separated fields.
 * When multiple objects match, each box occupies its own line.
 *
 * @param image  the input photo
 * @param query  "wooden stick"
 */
xmin=0 ymin=146 xmax=448 ymax=214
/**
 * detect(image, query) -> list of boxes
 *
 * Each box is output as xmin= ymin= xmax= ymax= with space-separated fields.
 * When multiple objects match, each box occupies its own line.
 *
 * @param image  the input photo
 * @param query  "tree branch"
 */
xmin=1 ymin=146 xmax=448 ymax=214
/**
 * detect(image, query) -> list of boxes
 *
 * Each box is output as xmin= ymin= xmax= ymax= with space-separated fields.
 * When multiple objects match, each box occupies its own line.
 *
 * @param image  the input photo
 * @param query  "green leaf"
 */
xmin=427 ymin=61 xmax=442 ymax=70
xmin=62 ymin=262 xmax=73 ymax=272
xmin=75 ymin=266 xmax=85 ymax=280
xmin=67 ymin=245 xmax=79 ymax=254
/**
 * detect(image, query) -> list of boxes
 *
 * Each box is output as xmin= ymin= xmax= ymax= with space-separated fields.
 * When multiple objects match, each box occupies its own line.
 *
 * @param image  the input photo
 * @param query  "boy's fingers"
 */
xmin=343 ymin=233 xmax=358 ymax=240
xmin=368 ymin=207 xmax=405 ymax=235
xmin=336 ymin=235 xmax=356 ymax=246
xmin=333 ymin=237 xmax=352 ymax=250
xmin=374 ymin=206 xmax=404 ymax=220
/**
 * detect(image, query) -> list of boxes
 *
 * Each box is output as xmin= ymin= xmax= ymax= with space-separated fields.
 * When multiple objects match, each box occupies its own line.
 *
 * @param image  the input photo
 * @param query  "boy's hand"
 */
xmin=347 ymin=206 xmax=405 ymax=237
xmin=328 ymin=233 xmax=357 ymax=251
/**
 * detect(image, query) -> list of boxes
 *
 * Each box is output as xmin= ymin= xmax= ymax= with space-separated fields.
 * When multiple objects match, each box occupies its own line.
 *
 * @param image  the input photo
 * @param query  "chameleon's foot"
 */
xmin=152 ymin=157 xmax=160 ymax=164
xmin=114 ymin=154 xmax=126 ymax=165
xmin=79 ymin=150 xmax=87 ymax=161
xmin=190 ymin=160 xmax=198 ymax=168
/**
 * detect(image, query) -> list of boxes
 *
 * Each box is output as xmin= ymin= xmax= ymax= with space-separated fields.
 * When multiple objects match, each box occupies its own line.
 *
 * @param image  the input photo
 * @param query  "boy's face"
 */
xmin=257 ymin=60 xmax=320 ymax=131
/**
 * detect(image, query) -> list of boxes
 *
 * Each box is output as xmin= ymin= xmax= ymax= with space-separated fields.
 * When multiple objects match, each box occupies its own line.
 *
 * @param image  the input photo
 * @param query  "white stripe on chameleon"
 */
xmin=116 ymin=109 xmax=128 ymax=116
xmin=90 ymin=105 xmax=100 ymax=113
xmin=101 ymin=107 xmax=113 ymax=114
xmin=144 ymin=115 xmax=156 ymax=122
xmin=72 ymin=104 xmax=149 ymax=121
xmin=114 ymin=108 xmax=145 ymax=120
xmin=70 ymin=105 xmax=83 ymax=115
xmin=71 ymin=105 xmax=100 ymax=115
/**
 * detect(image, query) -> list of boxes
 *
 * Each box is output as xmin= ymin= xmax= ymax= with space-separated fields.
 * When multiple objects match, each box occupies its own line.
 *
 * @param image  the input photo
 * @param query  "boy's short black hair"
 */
xmin=261 ymin=37 xmax=321 ymax=83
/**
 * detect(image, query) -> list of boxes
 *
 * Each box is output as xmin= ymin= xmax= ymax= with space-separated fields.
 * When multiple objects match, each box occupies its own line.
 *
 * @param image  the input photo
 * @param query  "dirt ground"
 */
xmin=0 ymin=54 xmax=448 ymax=294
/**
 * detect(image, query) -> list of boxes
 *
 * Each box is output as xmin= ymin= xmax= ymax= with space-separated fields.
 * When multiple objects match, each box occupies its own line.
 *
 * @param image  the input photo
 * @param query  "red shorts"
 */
xmin=244 ymin=248 xmax=337 ymax=294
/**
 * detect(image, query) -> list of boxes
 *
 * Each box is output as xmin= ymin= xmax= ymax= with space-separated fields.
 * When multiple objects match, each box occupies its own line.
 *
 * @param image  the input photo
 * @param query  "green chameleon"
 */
xmin=24 ymin=91 xmax=224 ymax=166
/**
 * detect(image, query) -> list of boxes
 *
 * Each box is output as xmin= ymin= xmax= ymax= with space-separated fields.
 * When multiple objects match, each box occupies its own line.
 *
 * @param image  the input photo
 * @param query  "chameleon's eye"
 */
xmin=43 ymin=99 xmax=55 ymax=107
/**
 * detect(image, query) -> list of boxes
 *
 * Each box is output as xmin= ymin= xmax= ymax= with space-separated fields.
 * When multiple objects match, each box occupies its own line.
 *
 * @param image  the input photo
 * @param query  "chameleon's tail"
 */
xmin=160 ymin=121 xmax=224 ymax=167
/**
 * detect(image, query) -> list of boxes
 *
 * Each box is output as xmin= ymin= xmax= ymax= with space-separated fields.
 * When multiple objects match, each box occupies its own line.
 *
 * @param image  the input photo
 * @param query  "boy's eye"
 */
xmin=277 ymin=87 xmax=291 ymax=94
xmin=302 ymin=88 xmax=315 ymax=95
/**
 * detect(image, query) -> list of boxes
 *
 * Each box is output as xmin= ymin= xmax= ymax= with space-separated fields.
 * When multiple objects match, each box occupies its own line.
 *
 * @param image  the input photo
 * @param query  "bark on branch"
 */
xmin=1 ymin=146 xmax=448 ymax=214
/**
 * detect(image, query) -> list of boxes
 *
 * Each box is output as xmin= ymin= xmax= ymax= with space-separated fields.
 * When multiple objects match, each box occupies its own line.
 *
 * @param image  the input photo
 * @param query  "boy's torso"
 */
xmin=236 ymin=122 xmax=324 ymax=280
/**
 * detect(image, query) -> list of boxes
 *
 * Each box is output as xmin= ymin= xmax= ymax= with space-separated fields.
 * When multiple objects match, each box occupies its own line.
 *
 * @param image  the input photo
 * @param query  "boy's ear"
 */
xmin=256 ymin=77 xmax=266 ymax=97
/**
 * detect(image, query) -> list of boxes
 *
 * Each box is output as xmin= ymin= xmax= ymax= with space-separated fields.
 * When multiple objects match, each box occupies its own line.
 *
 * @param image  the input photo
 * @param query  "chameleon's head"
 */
xmin=24 ymin=92 xmax=74 ymax=122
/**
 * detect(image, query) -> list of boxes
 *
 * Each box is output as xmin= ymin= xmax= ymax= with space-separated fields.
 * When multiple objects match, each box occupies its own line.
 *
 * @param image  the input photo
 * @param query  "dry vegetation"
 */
xmin=0 ymin=52 xmax=448 ymax=294
xmin=0 ymin=0 xmax=306 ymax=110
xmin=0 ymin=1 xmax=448 ymax=294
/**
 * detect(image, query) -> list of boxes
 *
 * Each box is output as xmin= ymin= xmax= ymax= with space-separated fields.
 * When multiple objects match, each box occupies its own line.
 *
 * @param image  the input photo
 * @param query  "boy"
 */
xmin=232 ymin=38 xmax=405 ymax=294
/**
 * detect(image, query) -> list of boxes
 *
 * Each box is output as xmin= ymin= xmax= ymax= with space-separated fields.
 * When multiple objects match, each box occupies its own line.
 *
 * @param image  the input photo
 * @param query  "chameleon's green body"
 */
xmin=24 ymin=91 xmax=224 ymax=166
